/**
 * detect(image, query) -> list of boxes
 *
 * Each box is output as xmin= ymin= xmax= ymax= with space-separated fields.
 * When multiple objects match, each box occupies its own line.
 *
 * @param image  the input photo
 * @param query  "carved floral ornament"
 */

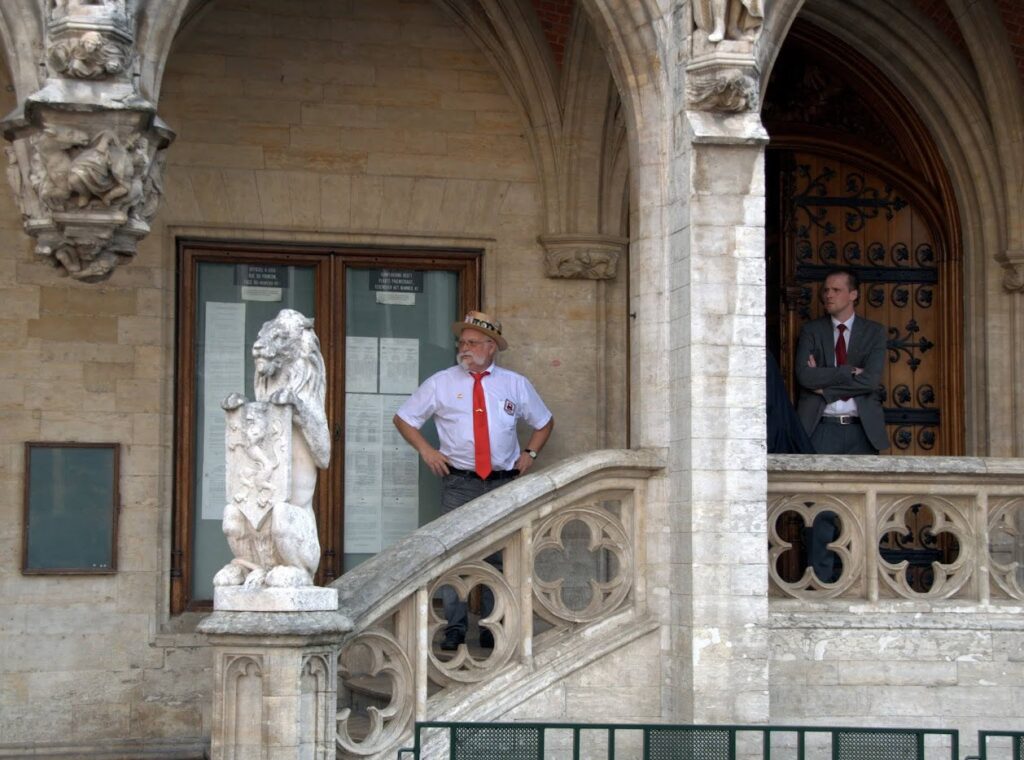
xmin=0 ymin=0 xmax=174 ymax=282
xmin=538 ymin=233 xmax=628 ymax=280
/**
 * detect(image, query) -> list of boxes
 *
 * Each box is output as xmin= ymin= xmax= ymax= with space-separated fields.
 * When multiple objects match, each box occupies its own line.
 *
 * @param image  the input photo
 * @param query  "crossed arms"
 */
xmin=794 ymin=322 xmax=886 ymax=403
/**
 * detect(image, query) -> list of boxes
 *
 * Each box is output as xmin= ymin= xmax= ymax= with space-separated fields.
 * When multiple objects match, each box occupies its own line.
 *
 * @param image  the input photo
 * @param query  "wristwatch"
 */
xmin=524 ymin=449 xmax=538 ymax=459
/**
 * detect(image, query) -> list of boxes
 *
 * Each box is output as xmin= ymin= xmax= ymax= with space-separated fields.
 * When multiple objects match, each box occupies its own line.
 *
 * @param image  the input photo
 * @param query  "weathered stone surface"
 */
xmin=213 ymin=586 xmax=338 ymax=612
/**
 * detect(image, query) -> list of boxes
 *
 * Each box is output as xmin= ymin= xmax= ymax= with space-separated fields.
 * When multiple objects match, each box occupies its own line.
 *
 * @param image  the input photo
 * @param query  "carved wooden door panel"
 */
xmin=777 ymin=151 xmax=963 ymax=455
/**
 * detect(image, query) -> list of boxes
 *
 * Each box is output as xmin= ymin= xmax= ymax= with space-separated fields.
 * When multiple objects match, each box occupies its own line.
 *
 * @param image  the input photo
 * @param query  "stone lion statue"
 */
xmin=213 ymin=309 xmax=332 ymax=589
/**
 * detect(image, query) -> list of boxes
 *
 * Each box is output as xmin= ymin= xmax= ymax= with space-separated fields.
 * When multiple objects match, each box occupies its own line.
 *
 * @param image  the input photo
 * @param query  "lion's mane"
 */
xmin=253 ymin=309 xmax=329 ymax=461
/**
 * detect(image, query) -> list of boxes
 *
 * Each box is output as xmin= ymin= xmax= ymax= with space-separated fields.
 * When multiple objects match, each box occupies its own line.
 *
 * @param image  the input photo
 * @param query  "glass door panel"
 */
xmin=342 ymin=267 xmax=458 ymax=571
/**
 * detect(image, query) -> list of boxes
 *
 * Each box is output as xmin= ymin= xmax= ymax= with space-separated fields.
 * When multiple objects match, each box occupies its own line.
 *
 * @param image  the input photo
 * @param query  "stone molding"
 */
xmin=0 ymin=0 xmax=174 ymax=282
xmin=538 ymin=233 xmax=628 ymax=280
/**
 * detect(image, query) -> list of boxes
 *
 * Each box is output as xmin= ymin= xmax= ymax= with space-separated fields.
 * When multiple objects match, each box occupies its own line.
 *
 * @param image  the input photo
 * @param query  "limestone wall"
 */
xmin=0 ymin=0 xmax=608 ymax=753
xmin=770 ymin=610 xmax=1024 ymax=755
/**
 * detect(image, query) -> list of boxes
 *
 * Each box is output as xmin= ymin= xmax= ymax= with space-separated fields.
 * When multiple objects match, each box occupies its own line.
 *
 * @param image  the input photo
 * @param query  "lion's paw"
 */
xmin=266 ymin=565 xmax=313 ymax=588
xmin=268 ymin=388 xmax=296 ymax=406
xmin=213 ymin=563 xmax=246 ymax=587
xmin=243 ymin=568 xmax=268 ymax=589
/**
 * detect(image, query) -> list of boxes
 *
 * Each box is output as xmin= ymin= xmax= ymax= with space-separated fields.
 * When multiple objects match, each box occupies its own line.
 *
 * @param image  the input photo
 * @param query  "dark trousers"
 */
xmin=439 ymin=471 xmax=510 ymax=638
xmin=807 ymin=417 xmax=877 ymax=582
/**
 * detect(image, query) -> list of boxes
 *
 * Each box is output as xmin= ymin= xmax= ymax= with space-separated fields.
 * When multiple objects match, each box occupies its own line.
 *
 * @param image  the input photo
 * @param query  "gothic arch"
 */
xmin=794 ymin=0 xmax=1019 ymax=454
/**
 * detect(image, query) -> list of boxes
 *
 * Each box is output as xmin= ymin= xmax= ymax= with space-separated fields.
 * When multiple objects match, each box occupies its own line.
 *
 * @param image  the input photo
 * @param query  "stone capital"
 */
xmin=539 ymin=233 xmax=628 ymax=280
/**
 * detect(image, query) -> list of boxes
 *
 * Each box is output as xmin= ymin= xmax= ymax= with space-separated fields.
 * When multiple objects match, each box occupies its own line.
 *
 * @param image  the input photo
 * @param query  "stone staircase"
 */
xmin=328 ymin=448 xmax=665 ymax=759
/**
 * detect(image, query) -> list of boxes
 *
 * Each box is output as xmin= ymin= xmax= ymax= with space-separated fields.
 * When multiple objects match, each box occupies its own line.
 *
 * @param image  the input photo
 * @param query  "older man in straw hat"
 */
xmin=393 ymin=310 xmax=554 ymax=650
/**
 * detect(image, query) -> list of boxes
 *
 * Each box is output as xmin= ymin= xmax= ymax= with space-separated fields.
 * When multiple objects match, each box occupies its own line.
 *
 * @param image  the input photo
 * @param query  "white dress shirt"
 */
xmin=396 ymin=362 xmax=552 ymax=471
xmin=823 ymin=314 xmax=858 ymax=417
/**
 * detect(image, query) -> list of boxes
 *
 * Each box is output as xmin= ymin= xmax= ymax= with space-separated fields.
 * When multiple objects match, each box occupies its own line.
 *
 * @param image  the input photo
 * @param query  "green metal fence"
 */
xmin=396 ymin=722 xmax=960 ymax=760
xmin=965 ymin=731 xmax=1024 ymax=760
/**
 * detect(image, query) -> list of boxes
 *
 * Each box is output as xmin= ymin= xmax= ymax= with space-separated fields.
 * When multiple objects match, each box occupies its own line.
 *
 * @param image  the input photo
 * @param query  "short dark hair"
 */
xmin=824 ymin=267 xmax=859 ymax=292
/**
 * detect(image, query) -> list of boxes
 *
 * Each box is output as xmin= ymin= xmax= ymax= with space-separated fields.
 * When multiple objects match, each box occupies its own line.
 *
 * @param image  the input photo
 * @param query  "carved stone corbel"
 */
xmin=1002 ymin=250 xmax=1024 ymax=293
xmin=0 ymin=0 xmax=174 ymax=282
xmin=538 ymin=233 xmax=628 ymax=280
xmin=686 ymin=0 xmax=763 ymax=113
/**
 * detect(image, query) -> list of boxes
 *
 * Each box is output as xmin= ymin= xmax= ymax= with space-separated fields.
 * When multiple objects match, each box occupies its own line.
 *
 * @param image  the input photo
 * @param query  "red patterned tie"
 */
xmin=836 ymin=324 xmax=850 ymax=401
xmin=835 ymin=323 xmax=848 ymax=366
xmin=471 ymin=371 xmax=491 ymax=479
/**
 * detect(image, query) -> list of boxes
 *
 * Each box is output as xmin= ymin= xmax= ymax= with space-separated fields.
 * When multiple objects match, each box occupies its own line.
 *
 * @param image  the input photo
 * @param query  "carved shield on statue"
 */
xmin=224 ymin=401 xmax=292 ymax=531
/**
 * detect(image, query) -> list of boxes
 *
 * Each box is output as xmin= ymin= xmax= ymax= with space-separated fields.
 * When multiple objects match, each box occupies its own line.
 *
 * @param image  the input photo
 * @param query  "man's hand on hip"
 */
xmin=419 ymin=447 xmax=451 ymax=477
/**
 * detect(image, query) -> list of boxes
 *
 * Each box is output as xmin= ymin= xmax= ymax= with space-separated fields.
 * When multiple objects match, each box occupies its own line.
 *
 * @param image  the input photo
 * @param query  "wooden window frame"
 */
xmin=22 ymin=441 xmax=120 ymax=575
xmin=172 ymin=239 xmax=480 ymax=613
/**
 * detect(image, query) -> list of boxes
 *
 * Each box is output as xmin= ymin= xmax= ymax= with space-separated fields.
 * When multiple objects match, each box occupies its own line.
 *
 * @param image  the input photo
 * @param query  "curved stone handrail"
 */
xmin=331 ymin=447 xmax=665 ymax=626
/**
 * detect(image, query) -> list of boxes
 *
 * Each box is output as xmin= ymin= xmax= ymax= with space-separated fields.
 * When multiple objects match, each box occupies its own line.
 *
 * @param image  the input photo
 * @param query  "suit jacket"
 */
xmin=795 ymin=315 xmax=889 ymax=451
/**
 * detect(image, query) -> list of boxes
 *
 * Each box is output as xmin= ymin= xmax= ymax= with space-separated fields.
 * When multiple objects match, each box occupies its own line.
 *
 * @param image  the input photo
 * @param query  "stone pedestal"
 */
xmin=214 ymin=586 xmax=339 ymax=612
xmin=199 ymin=611 xmax=352 ymax=760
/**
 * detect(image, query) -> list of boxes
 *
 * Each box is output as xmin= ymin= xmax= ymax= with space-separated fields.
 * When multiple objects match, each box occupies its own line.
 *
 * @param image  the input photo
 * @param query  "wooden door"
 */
xmin=775 ymin=151 xmax=963 ymax=455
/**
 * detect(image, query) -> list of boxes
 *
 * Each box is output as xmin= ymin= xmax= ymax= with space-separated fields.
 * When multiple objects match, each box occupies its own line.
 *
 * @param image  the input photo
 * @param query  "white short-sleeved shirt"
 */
xmin=396 ymin=363 xmax=552 ymax=471
xmin=824 ymin=314 xmax=858 ymax=417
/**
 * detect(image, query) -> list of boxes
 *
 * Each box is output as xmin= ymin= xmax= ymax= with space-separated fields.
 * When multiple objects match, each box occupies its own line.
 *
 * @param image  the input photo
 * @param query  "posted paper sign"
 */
xmin=343 ymin=392 xmax=419 ymax=554
xmin=346 ymin=336 xmax=378 ymax=394
xmin=201 ymin=302 xmax=246 ymax=520
xmin=380 ymin=338 xmax=419 ymax=394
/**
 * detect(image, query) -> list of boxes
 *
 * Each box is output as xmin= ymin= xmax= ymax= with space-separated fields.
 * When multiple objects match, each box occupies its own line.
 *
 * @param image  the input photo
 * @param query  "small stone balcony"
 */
xmin=768 ymin=455 xmax=1024 ymax=604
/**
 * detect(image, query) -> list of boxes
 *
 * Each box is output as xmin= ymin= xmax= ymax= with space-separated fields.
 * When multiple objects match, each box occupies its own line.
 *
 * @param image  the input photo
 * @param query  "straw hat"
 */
xmin=452 ymin=310 xmax=508 ymax=351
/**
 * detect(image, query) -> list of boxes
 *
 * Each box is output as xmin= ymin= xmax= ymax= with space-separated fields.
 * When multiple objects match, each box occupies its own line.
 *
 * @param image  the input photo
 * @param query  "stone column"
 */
xmin=199 ymin=611 xmax=351 ymax=760
xmin=674 ymin=109 xmax=770 ymax=722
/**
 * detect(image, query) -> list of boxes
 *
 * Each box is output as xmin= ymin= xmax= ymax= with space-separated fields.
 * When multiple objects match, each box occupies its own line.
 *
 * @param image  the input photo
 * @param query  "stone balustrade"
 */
xmin=331 ymin=448 xmax=662 ymax=758
xmin=768 ymin=455 xmax=1024 ymax=603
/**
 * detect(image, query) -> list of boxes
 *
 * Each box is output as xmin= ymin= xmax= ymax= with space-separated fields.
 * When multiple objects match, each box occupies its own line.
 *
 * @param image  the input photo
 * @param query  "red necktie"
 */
xmin=836 ymin=324 xmax=850 ymax=401
xmin=471 ymin=371 xmax=491 ymax=479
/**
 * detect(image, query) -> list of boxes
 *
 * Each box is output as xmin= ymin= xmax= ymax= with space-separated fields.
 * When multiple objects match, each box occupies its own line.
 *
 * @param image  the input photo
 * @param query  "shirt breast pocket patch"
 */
xmin=504 ymin=399 xmax=515 ymax=416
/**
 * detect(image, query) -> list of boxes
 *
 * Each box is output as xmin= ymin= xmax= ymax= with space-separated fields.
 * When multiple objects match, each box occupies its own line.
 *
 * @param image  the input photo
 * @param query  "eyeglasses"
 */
xmin=456 ymin=339 xmax=493 ymax=349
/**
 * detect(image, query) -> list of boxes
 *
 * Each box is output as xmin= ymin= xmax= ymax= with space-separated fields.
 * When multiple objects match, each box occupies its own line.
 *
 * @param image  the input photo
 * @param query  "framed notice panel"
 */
xmin=23 ymin=442 xmax=120 ymax=574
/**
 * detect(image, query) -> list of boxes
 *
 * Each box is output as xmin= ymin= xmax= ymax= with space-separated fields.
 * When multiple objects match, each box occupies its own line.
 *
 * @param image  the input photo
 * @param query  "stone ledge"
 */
xmin=769 ymin=453 xmax=1024 ymax=477
xmin=197 ymin=608 xmax=352 ymax=638
xmin=771 ymin=604 xmax=1024 ymax=630
xmin=213 ymin=585 xmax=338 ymax=612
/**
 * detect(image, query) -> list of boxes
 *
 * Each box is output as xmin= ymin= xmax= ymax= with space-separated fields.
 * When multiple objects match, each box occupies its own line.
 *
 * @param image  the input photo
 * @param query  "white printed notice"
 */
xmin=343 ymin=393 xmax=419 ymax=553
xmin=381 ymin=445 xmax=419 ymax=549
xmin=345 ymin=336 xmax=378 ymax=394
xmin=344 ymin=444 xmax=383 ymax=554
xmin=381 ymin=394 xmax=418 ymax=549
xmin=200 ymin=302 xmax=246 ymax=520
xmin=379 ymin=338 xmax=419 ymax=394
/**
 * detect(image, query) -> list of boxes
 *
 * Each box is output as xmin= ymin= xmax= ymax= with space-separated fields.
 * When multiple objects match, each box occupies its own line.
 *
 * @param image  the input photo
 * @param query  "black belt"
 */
xmin=821 ymin=415 xmax=859 ymax=426
xmin=447 ymin=467 xmax=519 ymax=481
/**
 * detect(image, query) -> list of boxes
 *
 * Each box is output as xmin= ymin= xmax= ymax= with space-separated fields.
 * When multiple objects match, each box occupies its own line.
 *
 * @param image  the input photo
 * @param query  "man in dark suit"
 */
xmin=794 ymin=267 xmax=888 ymax=582
xmin=795 ymin=268 xmax=889 ymax=454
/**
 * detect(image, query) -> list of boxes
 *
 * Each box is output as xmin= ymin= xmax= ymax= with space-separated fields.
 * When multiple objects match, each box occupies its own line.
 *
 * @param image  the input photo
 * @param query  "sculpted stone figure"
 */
xmin=49 ymin=31 xmax=130 ymax=79
xmin=213 ymin=309 xmax=332 ymax=589
xmin=67 ymin=129 xmax=135 ymax=207
xmin=30 ymin=125 xmax=89 ymax=208
xmin=693 ymin=0 xmax=764 ymax=43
